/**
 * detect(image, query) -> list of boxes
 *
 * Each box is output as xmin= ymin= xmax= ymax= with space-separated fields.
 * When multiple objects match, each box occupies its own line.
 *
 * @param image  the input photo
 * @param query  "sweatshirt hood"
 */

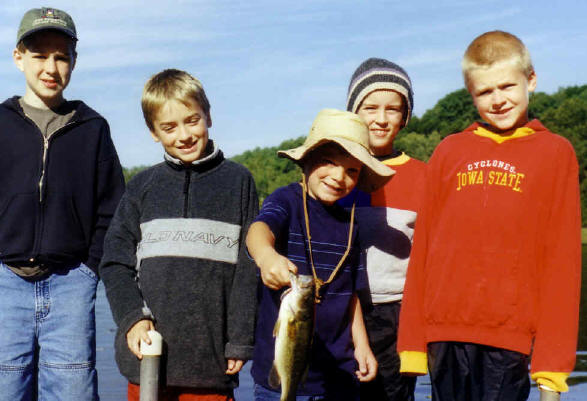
xmin=2 ymin=96 xmax=103 ymax=123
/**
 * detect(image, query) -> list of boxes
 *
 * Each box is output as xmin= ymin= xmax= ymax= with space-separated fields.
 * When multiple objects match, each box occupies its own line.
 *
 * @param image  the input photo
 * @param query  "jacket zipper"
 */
xmin=21 ymin=111 xmax=81 ymax=261
xmin=36 ymin=121 xmax=77 ymax=202
xmin=183 ymin=170 xmax=191 ymax=218
xmin=39 ymin=137 xmax=49 ymax=203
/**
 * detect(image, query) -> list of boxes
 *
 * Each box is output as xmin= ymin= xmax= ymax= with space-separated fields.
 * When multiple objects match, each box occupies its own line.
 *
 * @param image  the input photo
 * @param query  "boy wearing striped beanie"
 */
xmin=342 ymin=58 xmax=426 ymax=401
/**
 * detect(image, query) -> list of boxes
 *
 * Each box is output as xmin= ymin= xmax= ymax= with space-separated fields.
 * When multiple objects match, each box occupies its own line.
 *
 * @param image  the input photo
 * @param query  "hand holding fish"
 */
xmin=126 ymin=319 xmax=155 ymax=359
xmin=258 ymin=250 xmax=299 ymax=290
xmin=246 ymin=221 xmax=298 ymax=290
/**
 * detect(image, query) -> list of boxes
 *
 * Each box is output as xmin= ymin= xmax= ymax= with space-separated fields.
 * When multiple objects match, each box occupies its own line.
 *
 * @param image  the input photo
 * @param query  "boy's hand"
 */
xmin=225 ymin=359 xmax=244 ymax=374
xmin=257 ymin=249 xmax=297 ymax=290
xmin=126 ymin=319 xmax=155 ymax=360
xmin=354 ymin=345 xmax=378 ymax=382
xmin=246 ymin=221 xmax=297 ymax=290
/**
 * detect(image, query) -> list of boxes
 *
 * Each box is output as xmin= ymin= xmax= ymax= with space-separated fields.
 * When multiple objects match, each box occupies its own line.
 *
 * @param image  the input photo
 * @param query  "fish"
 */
xmin=269 ymin=273 xmax=316 ymax=401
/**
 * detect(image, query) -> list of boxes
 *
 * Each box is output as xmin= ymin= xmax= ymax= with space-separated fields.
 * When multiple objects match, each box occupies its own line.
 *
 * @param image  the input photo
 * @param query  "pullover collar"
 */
xmin=163 ymin=140 xmax=224 ymax=173
xmin=465 ymin=119 xmax=548 ymax=144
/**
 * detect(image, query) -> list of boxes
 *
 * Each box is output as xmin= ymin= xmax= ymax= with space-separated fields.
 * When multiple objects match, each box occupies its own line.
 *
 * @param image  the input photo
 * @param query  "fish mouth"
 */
xmin=288 ymin=273 xmax=315 ymax=292
xmin=295 ymin=274 xmax=315 ymax=287
xmin=280 ymin=287 xmax=293 ymax=301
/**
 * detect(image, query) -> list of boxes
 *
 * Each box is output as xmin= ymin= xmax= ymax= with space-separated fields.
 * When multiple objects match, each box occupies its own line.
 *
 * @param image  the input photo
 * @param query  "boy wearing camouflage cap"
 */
xmin=0 ymin=7 xmax=125 ymax=400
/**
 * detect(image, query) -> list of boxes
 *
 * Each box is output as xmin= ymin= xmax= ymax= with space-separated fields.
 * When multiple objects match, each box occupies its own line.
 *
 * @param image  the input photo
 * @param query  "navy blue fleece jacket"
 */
xmin=0 ymin=96 xmax=125 ymax=272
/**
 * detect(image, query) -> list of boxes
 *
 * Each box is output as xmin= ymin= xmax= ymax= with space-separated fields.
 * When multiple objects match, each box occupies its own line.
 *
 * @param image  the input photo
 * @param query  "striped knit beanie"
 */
xmin=346 ymin=58 xmax=414 ymax=125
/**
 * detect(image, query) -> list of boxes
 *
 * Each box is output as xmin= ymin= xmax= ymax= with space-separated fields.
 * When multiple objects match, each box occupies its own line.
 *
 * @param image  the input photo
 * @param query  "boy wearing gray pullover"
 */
xmin=100 ymin=69 xmax=258 ymax=400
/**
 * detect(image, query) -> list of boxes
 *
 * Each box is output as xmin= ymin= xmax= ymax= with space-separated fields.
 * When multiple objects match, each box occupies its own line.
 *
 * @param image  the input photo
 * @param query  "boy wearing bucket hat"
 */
xmin=341 ymin=58 xmax=426 ymax=401
xmin=246 ymin=108 xmax=393 ymax=400
xmin=0 ymin=7 xmax=125 ymax=400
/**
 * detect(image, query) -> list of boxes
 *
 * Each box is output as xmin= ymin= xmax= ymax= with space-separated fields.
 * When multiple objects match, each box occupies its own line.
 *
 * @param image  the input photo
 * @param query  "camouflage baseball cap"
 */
xmin=17 ymin=7 xmax=77 ymax=45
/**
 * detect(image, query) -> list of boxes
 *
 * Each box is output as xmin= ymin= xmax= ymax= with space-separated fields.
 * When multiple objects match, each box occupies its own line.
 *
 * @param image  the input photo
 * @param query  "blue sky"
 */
xmin=2 ymin=0 xmax=586 ymax=168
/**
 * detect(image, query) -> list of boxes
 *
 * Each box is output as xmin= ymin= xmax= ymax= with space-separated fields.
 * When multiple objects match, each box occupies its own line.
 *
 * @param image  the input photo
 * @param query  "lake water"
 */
xmin=96 ymin=244 xmax=587 ymax=400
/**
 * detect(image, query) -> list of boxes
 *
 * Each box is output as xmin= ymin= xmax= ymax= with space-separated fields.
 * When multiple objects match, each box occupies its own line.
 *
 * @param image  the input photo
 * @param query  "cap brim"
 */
xmin=18 ymin=26 xmax=77 ymax=45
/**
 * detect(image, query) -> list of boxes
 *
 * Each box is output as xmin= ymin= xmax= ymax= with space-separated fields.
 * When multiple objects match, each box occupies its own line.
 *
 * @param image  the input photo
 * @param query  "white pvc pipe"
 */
xmin=140 ymin=330 xmax=163 ymax=401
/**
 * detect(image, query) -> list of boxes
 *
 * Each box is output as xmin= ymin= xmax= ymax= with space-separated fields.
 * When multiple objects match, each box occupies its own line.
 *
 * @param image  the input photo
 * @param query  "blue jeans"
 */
xmin=0 ymin=261 xmax=99 ymax=401
xmin=254 ymin=384 xmax=326 ymax=401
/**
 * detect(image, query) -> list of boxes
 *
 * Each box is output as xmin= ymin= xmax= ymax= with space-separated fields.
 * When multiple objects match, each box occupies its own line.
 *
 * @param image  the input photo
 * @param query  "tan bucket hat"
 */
xmin=278 ymin=108 xmax=394 ymax=192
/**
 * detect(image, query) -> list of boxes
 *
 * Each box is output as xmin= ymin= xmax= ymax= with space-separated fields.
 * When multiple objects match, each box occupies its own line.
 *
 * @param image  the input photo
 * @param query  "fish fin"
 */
xmin=287 ymin=321 xmax=297 ymax=339
xmin=273 ymin=318 xmax=281 ymax=337
xmin=268 ymin=364 xmax=281 ymax=389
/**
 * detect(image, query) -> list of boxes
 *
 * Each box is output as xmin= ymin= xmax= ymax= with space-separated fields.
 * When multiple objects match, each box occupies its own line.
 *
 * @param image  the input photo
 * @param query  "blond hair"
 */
xmin=462 ymin=31 xmax=533 ymax=88
xmin=142 ymin=69 xmax=211 ymax=131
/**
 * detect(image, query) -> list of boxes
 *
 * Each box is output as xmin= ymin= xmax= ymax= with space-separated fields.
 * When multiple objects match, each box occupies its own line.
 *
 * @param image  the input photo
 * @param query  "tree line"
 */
xmin=124 ymin=85 xmax=587 ymax=225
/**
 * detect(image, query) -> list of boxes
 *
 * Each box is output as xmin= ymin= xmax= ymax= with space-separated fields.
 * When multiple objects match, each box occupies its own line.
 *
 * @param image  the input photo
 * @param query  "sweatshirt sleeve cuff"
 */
xmin=119 ymin=308 xmax=154 ymax=336
xmin=531 ymin=372 xmax=570 ymax=393
xmin=399 ymin=351 xmax=428 ymax=375
xmin=225 ymin=342 xmax=254 ymax=361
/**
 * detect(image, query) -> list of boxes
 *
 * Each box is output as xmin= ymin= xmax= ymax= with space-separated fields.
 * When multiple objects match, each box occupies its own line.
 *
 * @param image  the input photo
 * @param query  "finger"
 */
xmin=365 ymin=359 xmax=378 ymax=381
xmin=225 ymin=360 xmax=236 ymax=374
xmin=263 ymin=278 xmax=280 ymax=290
xmin=127 ymin=336 xmax=137 ymax=352
xmin=369 ymin=359 xmax=378 ymax=376
xmin=226 ymin=360 xmax=244 ymax=374
xmin=358 ymin=357 xmax=367 ymax=374
xmin=280 ymin=269 xmax=293 ymax=287
xmin=356 ymin=369 xmax=374 ymax=382
xmin=366 ymin=369 xmax=377 ymax=381
xmin=130 ymin=340 xmax=143 ymax=360
xmin=281 ymin=275 xmax=292 ymax=288
xmin=142 ymin=333 xmax=152 ymax=345
xmin=261 ymin=273 xmax=279 ymax=290
xmin=287 ymin=261 xmax=298 ymax=275
xmin=262 ymin=271 xmax=285 ymax=290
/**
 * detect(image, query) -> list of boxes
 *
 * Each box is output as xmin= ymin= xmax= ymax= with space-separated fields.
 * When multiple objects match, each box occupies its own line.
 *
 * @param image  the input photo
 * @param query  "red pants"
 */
xmin=128 ymin=383 xmax=235 ymax=401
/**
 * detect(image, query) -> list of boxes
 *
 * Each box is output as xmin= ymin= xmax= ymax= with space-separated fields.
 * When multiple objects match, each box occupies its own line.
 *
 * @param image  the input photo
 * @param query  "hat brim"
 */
xmin=278 ymin=137 xmax=393 ymax=192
